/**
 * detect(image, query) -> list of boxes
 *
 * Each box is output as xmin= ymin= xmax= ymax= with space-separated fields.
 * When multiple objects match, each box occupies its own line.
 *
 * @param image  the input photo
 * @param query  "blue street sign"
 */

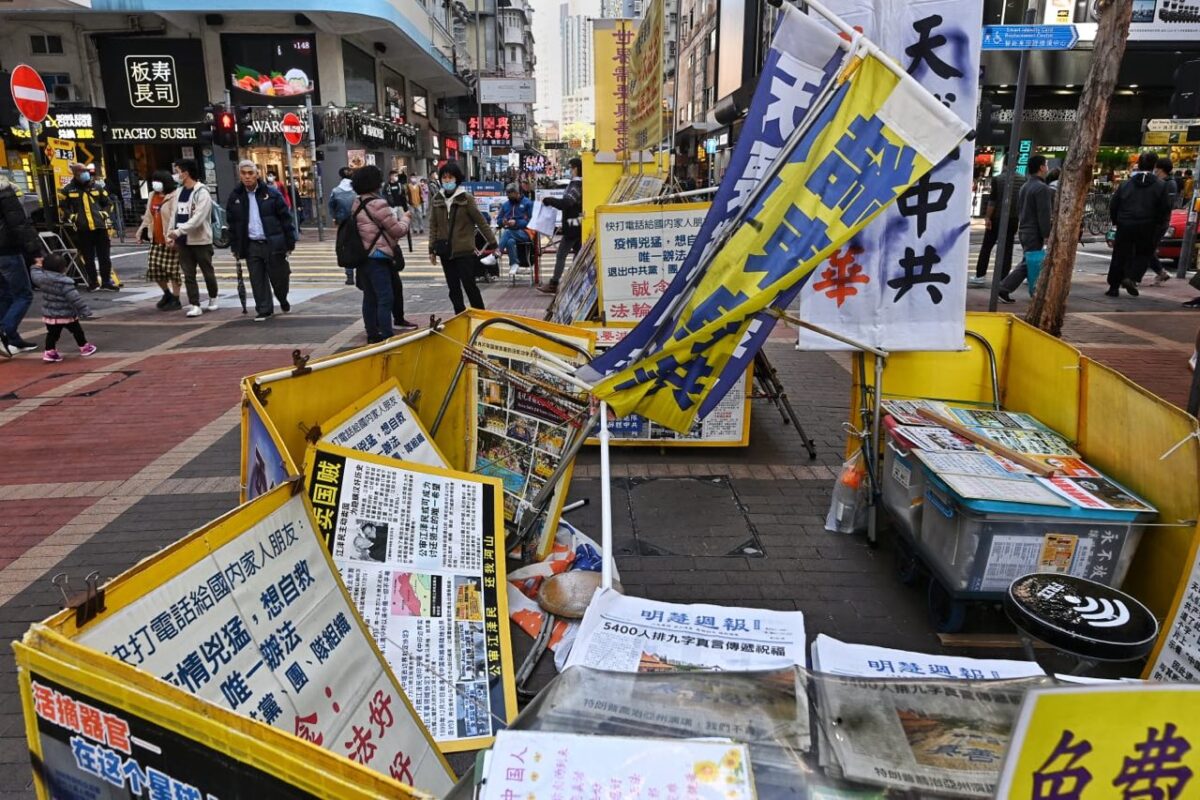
xmin=461 ymin=134 xmax=475 ymax=152
xmin=981 ymin=24 xmax=1079 ymax=51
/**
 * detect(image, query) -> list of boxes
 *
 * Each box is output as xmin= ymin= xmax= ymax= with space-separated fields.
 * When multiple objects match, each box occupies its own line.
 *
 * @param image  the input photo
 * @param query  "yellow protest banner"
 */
xmin=627 ymin=0 xmax=664 ymax=154
xmin=996 ymin=684 xmax=1200 ymax=799
xmin=592 ymin=18 xmax=637 ymax=155
xmin=593 ymin=54 xmax=966 ymax=432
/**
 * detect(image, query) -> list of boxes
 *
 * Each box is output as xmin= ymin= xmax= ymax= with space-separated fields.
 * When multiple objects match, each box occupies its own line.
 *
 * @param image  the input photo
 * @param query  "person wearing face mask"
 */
xmin=538 ymin=157 xmax=583 ymax=294
xmin=428 ymin=161 xmax=495 ymax=313
xmin=384 ymin=170 xmax=408 ymax=221
xmin=267 ymin=172 xmax=293 ymax=210
xmin=135 ymin=170 xmax=182 ymax=311
xmin=496 ymin=183 xmax=533 ymax=277
xmin=167 ymin=158 xmax=219 ymax=317
xmin=60 ymin=163 xmax=116 ymax=291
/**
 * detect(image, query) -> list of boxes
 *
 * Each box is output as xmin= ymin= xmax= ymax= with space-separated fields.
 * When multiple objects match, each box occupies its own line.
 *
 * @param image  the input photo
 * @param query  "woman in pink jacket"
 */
xmin=351 ymin=165 xmax=415 ymax=342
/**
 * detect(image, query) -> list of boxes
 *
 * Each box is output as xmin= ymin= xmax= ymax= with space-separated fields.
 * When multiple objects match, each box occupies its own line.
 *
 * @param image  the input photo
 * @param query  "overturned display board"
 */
xmin=586 ymin=326 xmax=751 ymax=446
xmin=319 ymin=378 xmax=449 ymax=469
xmin=239 ymin=311 xmax=595 ymax=563
xmin=305 ymin=443 xmax=517 ymax=752
xmin=16 ymin=482 xmax=455 ymax=797
xmin=1146 ymin=532 xmax=1200 ymax=681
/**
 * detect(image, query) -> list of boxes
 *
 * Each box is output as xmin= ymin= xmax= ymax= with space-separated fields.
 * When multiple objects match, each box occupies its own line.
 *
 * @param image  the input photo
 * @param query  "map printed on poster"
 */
xmin=244 ymin=394 xmax=291 ymax=502
xmin=306 ymin=444 xmax=517 ymax=752
xmin=27 ymin=673 xmax=326 ymax=799
xmin=1148 ymin=538 xmax=1200 ymax=681
xmin=596 ymin=204 xmax=708 ymax=323
xmin=73 ymin=490 xmax=454 ymax=793
xmin=797 ymin=0 xmax=981 ymax=352
xmin=587 ymin=327 xmax=749 ymax=445
xmin=480 ymin=731 xmax=754 ymax=800
xmin=319 ymin=379 xmax=448 ymax=469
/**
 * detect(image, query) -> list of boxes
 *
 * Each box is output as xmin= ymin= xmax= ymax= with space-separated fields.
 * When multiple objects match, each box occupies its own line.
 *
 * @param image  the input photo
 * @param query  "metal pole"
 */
xmin=306 ymin=95 xmax=325 ymax=242
xmin=476 ymin=0 xmax=485 ymax=178
xmin=867 ymin=351 xmax=885 ymax=548
xmin=988 ymin=3 xmax=1036 ymax=313
xmin=28 ymin=122 xmax=55 ymax=225
xmin=599 ymin=401 xmax=614 ymax=590
xmin=1176 ymin=153 xmax=1200 ymax=278
xmin=284 ymin=137 xmax=300 ymax=234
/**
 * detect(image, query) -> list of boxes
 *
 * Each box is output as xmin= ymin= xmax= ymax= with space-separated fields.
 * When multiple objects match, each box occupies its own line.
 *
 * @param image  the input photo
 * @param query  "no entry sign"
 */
xmin=281 ymin=112 xmax=304 ymax=146
xmin=10 ymin=64 xmax=48 ymax=124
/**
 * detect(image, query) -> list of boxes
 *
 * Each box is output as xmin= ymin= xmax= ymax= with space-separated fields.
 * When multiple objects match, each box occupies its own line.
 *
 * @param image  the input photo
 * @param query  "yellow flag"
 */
xmin=593 ymin=54 xmax=964 ymax=433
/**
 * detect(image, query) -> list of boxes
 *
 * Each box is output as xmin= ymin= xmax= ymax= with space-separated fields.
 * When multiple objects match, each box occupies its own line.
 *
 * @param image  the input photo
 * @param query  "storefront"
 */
xmin=2 ymin=108 xmax=106 ymax=225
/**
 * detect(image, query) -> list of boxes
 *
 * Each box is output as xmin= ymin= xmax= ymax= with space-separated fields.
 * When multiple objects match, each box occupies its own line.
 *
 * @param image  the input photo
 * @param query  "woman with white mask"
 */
xmin=134 ymin=170 xmax=182 ymax=310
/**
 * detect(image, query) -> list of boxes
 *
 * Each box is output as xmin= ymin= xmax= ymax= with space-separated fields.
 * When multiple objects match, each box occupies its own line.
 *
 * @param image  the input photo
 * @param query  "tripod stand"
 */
xmin=752 ymin=349 xmax=817 ymax=459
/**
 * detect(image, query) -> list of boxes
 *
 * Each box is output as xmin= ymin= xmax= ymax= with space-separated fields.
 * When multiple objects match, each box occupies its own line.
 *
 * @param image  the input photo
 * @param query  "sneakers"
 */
xmin=79 ymin=343 xmax=97 ymax=357
xmin=396 ymin=319 xmax=419 ymax=331
xmin=536 ymin=283 xmax=558 ymax=294
xmin=1155 ymin=271 xmax=1172 ymax=284
xmin=206 ymin=297 xmax=220 ymax=312
xmin=0 ymin=332 xmax=9 ymax=358
xmin=42 ymin=349 xmax=63 ymax=363
xmin=253 ymin=313 xmax=272 ymax=322
xmin=1121 ymin=278 xmax=1140 ymax=297
xmin=1184 ymin=297 xmax=1200 ymax=308
xmin=163 ymin=298 xmax=182 ymax=311
xmin=997 ymin=291 xmax=1015 ymax=304
xmin=9 ymin=337 xmax=38 ymax=353
xmin=967 ymin=276 xmax=987 ymax=288
xmin=279 ymin=300 xmax=291 ymax=313
xmin=186 ymin=305 xmax=204 ymax=317
xmin=98 ymin=282 xmax=120 ymax=292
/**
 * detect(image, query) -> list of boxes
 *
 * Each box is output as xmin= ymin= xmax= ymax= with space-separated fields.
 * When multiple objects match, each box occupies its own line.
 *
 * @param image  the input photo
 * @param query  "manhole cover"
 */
xmin=625 ymin=476 xmax=764 ymax=557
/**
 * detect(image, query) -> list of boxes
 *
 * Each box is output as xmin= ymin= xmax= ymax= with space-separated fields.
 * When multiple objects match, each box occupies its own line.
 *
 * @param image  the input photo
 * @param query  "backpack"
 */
xmin=335 ymin=202 xmax=372 ymax=269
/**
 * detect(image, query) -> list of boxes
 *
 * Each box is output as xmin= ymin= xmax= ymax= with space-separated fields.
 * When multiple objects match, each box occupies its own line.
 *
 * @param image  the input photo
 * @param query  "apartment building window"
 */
xmin=30 ymin=35 xmax=64 ymax=55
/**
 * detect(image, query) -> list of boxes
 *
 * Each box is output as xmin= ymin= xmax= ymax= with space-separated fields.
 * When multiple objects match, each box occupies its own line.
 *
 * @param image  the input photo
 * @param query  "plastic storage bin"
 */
xmin=919 ymin=472 xmax=1148 ymax=595
xmin=881 ymin=421 xmax=926 ymax=540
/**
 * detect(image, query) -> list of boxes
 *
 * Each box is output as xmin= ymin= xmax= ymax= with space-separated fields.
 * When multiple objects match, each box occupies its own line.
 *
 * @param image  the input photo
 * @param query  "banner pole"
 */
xmin=599 ymin=401 xmax=615 ymax=590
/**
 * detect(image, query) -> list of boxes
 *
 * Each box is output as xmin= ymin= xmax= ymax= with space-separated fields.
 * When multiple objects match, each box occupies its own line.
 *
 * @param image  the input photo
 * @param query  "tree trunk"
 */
xmin=1025 ymin=0 xmax=1134 ymax=335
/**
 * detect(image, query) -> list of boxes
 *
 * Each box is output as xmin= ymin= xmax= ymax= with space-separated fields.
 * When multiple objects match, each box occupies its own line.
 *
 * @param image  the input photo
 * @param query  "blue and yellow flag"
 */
xmin=589 ymin=46 xmax=967 ymax=433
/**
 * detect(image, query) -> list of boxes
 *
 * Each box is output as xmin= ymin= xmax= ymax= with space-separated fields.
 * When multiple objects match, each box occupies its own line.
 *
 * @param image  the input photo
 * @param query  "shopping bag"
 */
xmin=1025 ymin=249 xmax=1046 ymax=297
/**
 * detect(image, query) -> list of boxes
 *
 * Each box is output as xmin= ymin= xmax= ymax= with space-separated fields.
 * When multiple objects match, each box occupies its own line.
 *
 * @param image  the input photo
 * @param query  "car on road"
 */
xmin=1106 ymin=207 xmax=1200 ymax=267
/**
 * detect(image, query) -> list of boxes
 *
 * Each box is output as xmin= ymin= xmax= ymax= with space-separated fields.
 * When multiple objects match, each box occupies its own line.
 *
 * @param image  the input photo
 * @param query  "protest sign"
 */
xmin=319 ymin=378 xmax=448 ymax=468
xmin=306 ymin=443 xmax=517 ymax=752
xmin=996 ymin=684 xmax=1200 ymax=799
xmin=1147 ymin=534 xmax=1200 ymax=682
xmin=243 ymin=391 xmax=293 ymax=502
xmin=595 ymin=203 xmax=708 ymax=324
xmin=16 ymin=628 xmax=429 ymax=799
xmin=53 ymin=484 xmax=454 ymax=794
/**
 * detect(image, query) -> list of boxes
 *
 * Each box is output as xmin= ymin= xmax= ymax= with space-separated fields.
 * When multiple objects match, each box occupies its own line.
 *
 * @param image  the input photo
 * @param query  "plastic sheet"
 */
xmin=446 ymin=666 xmax=1066 ymax=799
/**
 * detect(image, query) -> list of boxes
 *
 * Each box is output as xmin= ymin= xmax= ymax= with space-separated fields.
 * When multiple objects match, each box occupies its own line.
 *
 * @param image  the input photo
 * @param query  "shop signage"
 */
xmin=98 ymin=38 xmax=208 ymax=125
xmin=981 ymin=24 xmax=1079 ymax=50
xmin=466 ymin=115 xmax=511 ymax=147
xmin=9 ymin=110 xmax=99 ymax=141
xmin=361 ymin=122 xmax=384 ymax=140
xmin=479 ymin=77 xmax=536 ymax=104
xmin=244 ymin=115 xmax=310 ymax=136
xmin=109 ymin=125 xmax=201 ymax=142
xmin=221 ymin=34 xmax=320 ymax=107
xmin=509 ymin=114 xmax=527 ymax=133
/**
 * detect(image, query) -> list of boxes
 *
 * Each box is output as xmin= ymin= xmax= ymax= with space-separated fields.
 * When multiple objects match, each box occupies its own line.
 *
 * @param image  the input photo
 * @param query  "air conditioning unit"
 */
xmin=52 ymin=83 xmax=81 ymax=102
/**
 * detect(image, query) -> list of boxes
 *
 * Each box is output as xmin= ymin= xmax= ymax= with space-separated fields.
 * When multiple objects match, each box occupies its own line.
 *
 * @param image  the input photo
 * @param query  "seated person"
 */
xmin=495 ymin=183 xmax=533 ymax=274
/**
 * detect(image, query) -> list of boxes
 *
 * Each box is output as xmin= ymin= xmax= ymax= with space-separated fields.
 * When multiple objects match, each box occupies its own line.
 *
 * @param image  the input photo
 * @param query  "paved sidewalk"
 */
xmin=0 ymin=234 xmax=1195 ymax=796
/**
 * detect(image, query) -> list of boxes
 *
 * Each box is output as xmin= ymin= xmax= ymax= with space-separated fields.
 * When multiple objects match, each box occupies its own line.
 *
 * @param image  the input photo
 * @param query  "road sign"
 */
xmin=10 ymin=64 xmax=48 ymax=124
xmin=280 ymin=112 xmax=304 ymax=146
xmin=461 ymin=134 xmax=474 ymax=152
xmin=981 ymin=24 xmax=1078 ymax=51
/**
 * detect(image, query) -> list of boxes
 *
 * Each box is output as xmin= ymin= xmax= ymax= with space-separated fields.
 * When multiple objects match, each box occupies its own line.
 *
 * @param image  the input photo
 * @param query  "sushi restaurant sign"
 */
xmin=98 ymin=38 xmax=208 ymax=125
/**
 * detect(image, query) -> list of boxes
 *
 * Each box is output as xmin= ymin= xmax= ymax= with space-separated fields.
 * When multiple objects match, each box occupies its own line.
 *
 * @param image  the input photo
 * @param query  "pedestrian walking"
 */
xmin=167 ymin=159 xmax=219 ymax=317
xmin=408 ymin=176 xmax=426 ymax=234
xmin=329 ymin=166 xmax=357 ymax=285
xmin=384 ymin=171 xmax=408 ymax=219
xmin=226 ymin=160 xmax=297 ymax=322
xmin=1105 ymin=151 xmax=1171 ymax=298
xmin=538 ymin=158 xmax=584 ymax=294
xmin=428 ymin=162 xmax=496 ymax=314
xmin=267 ymin=172 xmax=292 ymax=210
xmin=997 ymin=154 xmax=1054 ymax=302
xmin=135 ymin=170 xmax=182 ymax=311
xmin=496 ymin=183 xmax=533 ymax=277
xmin=970 ymin=170 xmax=1024 ymax=288
xmin=342 ymin=165 xmax=414 ymax=343
xmin=60 ymin=163 xmax=116 ymax=291
xmin=0 ymin=175 xmax=43 ymax=356
xmin=31 ymin=254 xmax=96 ymax=362
xmin=1148 ymin=158 xmax=1178 ymax=284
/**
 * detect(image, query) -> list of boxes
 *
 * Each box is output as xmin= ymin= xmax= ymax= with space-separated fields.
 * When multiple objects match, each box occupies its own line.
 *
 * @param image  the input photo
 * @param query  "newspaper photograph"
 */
xmin=566 ymin=589 xmax=807 ymax=673
xmin=320 ymin=379 xmax=448 ymax=469
xmin=307 ymin=443 xmax=517 ymax=752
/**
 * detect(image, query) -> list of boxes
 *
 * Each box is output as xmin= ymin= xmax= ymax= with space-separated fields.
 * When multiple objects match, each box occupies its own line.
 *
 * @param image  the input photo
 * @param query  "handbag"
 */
xmin=431 ymin=204 xmax=458 ymax=260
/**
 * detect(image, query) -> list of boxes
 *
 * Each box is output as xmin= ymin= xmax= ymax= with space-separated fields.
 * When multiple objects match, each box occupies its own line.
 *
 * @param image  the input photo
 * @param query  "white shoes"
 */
xmin=968 ymin=277 xmax=986 ymax=287
xmin=206 ymin=297 xmax=220 ymax=311
xmin=186 ymin=305 xmax=203 ymax=317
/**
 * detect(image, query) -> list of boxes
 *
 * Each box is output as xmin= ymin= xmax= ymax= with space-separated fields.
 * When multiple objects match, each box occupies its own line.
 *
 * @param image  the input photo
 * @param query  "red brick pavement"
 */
xmin=0 ymin=497 xmax=98 ymax=569
xmin=1079 ymin=345 xmax=1195 ymax=411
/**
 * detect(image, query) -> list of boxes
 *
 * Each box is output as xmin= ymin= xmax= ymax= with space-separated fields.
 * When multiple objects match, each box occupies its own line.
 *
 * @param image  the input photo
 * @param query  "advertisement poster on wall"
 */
xmin=221 ymin=33 xmax=320 ymax=106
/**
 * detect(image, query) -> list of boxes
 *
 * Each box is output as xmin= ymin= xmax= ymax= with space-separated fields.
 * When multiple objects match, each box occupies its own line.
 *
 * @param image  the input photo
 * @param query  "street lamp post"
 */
xmin=476 ymin=0 xmax=485 ymax=178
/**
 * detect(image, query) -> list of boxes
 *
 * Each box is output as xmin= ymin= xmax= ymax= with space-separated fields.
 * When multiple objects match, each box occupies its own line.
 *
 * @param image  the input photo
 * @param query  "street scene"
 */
xmin=0 ymin=0 xmax=1199 ymax=798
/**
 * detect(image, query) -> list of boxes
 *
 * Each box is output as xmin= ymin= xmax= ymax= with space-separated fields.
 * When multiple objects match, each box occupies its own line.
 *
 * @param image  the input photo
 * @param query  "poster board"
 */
xmin=319 ymin=378 xmax=449 ymax=469
xmin=304 ymin=443 xmax=517 ymax=753
xmin=996 ymin=684 xmax=1200 ymax=799
xmin=15 ymin=629 xmax=431 ymax=799
xmin=584 ymin=325 xmax=751 ymax=447
xmin=595 ymin=202 xmax=709 ymax=323
xmin=242 ymin=389 xmax=295 ymax=503
xmin=41 ymin=482 xmax=454 ymax=794
xmin=1146 ymin=534 xmax=1200 ymax=681
xmin=469 ymin=317 xmax=594 ymax=560
xmin=626 ymin=0 xmax=664 ymax=154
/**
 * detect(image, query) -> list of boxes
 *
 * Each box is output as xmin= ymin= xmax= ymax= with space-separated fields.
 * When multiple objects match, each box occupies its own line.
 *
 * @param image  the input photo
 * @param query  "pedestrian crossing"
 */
xmin=209 ymin=234 xmax=448 ymax=284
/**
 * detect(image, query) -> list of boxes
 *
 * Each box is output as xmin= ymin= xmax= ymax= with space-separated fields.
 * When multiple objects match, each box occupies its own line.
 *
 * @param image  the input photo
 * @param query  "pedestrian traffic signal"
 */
xmin=214 ymin=108 xmax=238 ymax=149
xmin=235 ymin=106 xmax=257 ymax=147
xmin=199 ymin=103 xmax=219 ymax=146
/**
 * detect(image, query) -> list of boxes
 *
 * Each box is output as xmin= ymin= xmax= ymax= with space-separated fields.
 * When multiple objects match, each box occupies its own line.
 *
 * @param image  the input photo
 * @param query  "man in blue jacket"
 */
xmin=496 ymin=182 xmax=533 ymax=276
xmin=225 ymin=160 xmax=297 ymax=321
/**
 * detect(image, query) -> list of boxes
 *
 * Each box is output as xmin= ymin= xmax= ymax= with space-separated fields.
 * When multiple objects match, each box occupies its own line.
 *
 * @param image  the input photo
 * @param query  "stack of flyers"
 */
xmin=946 ymin=407 xmax=1049 ymax=431
xmin=881 ymin=400 xmax=950 ymax=426
xmin=911 ymin=450 xmax=1029 ymax=479
xmin=894 ymin=425 xmax=976 ymax=452
xmin=1038 ymin=475 xmax=1156 ymax=513
xmin=967 ymin=426 xmax=1078 ymax=457
xmin=935 ymin=473 xmax=1070 ymax=506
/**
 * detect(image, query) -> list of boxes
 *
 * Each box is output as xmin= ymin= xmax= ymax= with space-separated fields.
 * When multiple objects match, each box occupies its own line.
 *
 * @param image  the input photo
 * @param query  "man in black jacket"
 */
xmin=1106 ymin=151 xmax=1171 ymax=297
xmin=997 ymin=154 xmax=1054 ymax=302
xmin=537 ymin=157 xmax=583 ymax=294
xmin=60 ymin=163 xmax=116 ymax=290
xmin=225 ymin=160 xmax=297 ymax=321
xmin=0 ymin=176 xmax=43 ymax=355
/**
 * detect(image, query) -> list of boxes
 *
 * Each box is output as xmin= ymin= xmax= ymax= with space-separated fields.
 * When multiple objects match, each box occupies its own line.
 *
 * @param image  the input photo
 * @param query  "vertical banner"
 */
xmin=592 ymin=18 xmax=637 ymax=155
xmin=796 ymin=0 xmax=982 ymax=351
xmin=627 ymin=0 xmax=664 ymax=154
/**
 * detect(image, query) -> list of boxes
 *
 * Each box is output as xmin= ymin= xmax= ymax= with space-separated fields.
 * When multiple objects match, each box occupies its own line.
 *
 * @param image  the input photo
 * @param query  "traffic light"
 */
xmin=1170 ymin=60 xmax=1200 ymax=117
xmin=235 ymin=106 xmax=257 ymax=147
xmin=214 ymin=107 xmax=238 ymax=148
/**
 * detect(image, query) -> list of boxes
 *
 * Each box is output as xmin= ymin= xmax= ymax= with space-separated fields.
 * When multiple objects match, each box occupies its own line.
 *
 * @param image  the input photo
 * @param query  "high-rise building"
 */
xmin=560 ymin=0 xmax=600 ymax=103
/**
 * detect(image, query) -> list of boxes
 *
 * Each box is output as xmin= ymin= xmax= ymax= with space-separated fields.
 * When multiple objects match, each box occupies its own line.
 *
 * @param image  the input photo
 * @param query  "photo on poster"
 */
xmin=245 ymin=401 xmax=289 ymax=501
xmin=898 ymin=709 xmax=1007 ymax=772
xmin=344 ymin=519 xmax=390 ymax=562
xmin=454 ymin=576 xmax=484 ymax=622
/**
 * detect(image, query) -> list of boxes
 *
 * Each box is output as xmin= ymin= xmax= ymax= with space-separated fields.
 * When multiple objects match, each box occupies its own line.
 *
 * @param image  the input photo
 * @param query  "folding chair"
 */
xmin=38 ymin=231 xmax=89 ymax=286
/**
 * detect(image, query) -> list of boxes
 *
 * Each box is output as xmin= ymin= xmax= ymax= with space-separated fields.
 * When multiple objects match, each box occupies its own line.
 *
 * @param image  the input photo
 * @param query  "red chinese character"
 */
xmin=653 ymin=279 xmax=671 ymax=294
xmin=389 ymin=751 xmax=414 ymax=785
xmin=630 ymin=280 xmax=651 ymax=297
xmin=610 ymin=303 xmax=631 ymax=319
xmin=102 ymin=713 xmax=131 ymax=754
xmin=368 ymin=690 xmax=394 ymax=737
xmin=344 ymin=724 xmax=377 ymax=765
xmin=55 ymin=693 xmax=80 ymax=732
xmin=294 ymin=712 xmax=324 ymax=746
xmin=31 ymin=683 xmax=56 ymax=724
xmin=78 ymin=703 xmax=105 ymax=743
xmin=811 ymin=246 xmax=870 ymax=307
xmin=631 ymin=302 xmax=652 ymax=318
